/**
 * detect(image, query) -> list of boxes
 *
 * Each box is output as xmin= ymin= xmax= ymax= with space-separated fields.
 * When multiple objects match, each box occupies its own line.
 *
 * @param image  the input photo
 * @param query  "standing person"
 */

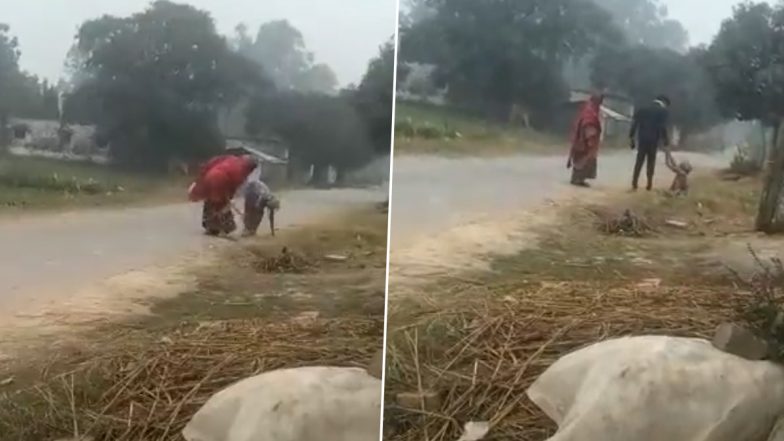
xmin=241 ymin=177 xmax=281 ymax=237
xmin=630 ymin=95 xmax=671 ymax=191
xmin=567 ymin=94 xmax=604 ymax=187
xmin=189 ymin=154 xmax=258 ymax=236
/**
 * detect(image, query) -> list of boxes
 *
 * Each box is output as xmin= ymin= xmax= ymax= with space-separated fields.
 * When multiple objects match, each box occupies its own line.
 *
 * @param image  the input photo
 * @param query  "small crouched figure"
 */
xmin=665 ymin=150 xmax=692 ymax=196
xmin=242 ymin=178 xmax=280 ymax=237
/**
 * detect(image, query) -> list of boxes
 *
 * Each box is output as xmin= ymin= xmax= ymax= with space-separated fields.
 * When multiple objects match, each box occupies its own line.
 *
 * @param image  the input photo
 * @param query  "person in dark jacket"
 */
xmin=629 ymin=95 xmax=671 ymax=191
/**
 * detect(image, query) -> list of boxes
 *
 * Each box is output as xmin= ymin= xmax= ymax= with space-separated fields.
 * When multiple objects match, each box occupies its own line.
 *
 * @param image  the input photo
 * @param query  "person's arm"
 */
xmin=664 ymin=151 xmax=678 ymax=172
xmin=629 ymin=109 xmax=639 ymax=149
xmin=660 ymin=110 xmax=670 ymax=147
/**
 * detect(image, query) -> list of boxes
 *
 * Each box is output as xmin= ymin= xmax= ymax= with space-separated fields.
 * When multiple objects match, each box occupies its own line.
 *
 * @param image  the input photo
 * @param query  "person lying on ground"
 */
xmin=241 ymin=178 xmax=280 ymax=237
xmin=665 ymin=149 xmax=692 ymax=196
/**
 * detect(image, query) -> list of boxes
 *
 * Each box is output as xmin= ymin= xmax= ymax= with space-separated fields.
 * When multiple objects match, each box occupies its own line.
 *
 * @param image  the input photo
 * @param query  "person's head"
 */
xmin=267 ymin=195 xmax=281 ymax=211
xmin=240 ymin=154 xmax=259 ymax=174
xmin=679 ymin=160 xmax=692 ymax=175
xmin=655 ymin=94 xmax=671 ymax=108
xmin=589 ymin=93 xmax=605 ymax=107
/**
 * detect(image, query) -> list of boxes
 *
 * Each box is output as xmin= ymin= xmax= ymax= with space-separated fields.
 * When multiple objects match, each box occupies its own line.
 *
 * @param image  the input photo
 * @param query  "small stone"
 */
xmin=665 ymin=219 xmax=689 ymax=229
xmin=293 ymin=311 xmax=320 ymax=323
xmin=636 ymin=278 xmax=662 ymax=289
xmin=457 ymin=421 xmax=491 ymax=441
xmin=712 ymin=323 xmax=769 ymax=360
xmin=396 ymin=391 xmax=441 ymax=411
xmin=324 ymin=254 xmax=349 ymax=262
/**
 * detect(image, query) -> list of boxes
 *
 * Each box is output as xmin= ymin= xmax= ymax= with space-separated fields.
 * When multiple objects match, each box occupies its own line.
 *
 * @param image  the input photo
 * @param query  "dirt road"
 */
xmin=0 ymin=187 xmax=385 ymax=315
xmin=389 ymin=150 xmax=731 ymax=282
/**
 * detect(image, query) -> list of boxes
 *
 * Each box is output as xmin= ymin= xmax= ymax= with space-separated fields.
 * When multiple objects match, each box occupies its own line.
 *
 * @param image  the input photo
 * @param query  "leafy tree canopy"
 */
xmin=234 ymin=20 xmax=339 ymax=94
xmin=703 ymin=2 xmax=784 ymax=125
xmin=399 ymin=0 xmax=623 ymax=122
xmin=65 ymin=1 xmax=268 ymax=168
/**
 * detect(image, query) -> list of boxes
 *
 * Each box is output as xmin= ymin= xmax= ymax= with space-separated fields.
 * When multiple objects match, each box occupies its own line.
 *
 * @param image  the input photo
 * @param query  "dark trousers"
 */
xmin=633 ymin=145 xmax=658 ymax=189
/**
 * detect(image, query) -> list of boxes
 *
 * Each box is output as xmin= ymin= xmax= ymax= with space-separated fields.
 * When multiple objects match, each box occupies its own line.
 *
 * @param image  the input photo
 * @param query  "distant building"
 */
xmin=224 ymin=137 xmax=288 ymax=186
xmin=6 ymin=117 xmax=108 ymax=163
xmin=556 ymin=90 xmax=633 ymax=142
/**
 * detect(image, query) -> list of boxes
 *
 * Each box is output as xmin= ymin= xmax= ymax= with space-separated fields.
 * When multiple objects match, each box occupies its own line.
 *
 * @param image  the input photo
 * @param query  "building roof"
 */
xmin=225 ymin=139 xmax=287 ymax=165
xmin=601 ymin=106 xmax=631 ymax=122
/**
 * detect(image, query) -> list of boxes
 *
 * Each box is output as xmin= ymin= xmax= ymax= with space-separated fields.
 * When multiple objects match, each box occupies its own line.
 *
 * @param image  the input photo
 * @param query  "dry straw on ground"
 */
xmin=591 ymin=207 xmax=654 ymax=237
xmin=385 ymin=280 xmax=742 ymax=441
xmin=0 ymin=317 xmax=382 ymax=441
xmin=254 ymin=246 xmax=314 ymax=273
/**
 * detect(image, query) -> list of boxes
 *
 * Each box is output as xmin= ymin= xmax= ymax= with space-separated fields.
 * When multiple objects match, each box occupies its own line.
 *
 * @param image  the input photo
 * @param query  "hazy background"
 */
xmin=662 ymin=0 xmax=765 ymax=45
xmin=4 ymin=0 xmax=397 ymax=86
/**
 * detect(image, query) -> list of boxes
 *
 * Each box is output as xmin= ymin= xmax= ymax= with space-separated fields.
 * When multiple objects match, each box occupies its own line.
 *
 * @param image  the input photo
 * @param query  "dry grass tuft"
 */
xmin=0 ymin=317 xmax=382 ymax=441
xmin=590 ymin=207 xmax=655 ymax=237
xmin=384 ymin=280 xmax=741 ymax=441
xmin=254 ymin=246 xmax=314 ymax=273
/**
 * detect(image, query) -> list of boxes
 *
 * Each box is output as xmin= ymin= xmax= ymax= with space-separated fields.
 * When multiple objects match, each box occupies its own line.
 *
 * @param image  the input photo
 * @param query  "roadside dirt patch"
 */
xmin=385 ymin=172 xmax=767 ymax=441
xmin=0 ymin=206 xmax=387 ymax=441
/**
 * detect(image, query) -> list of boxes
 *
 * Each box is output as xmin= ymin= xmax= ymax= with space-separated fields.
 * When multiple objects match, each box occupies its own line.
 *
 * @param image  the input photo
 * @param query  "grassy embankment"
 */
xmin=0 ymin=207 xmax=387 ymax=441
xmin=394 ymin=102 xmax=565 ymax=156
xmin=0 ymin=155 xmax=187 ymax=214
xmin=384 ymin=171 xmax=772 ymax=441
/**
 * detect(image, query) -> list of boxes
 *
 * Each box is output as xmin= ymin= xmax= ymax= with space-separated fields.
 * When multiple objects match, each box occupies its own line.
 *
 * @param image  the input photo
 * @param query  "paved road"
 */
xmin=390 ymin=150 xmax=732 ymax=247
xmin=0 ymin=187 xmax=385 ymax=311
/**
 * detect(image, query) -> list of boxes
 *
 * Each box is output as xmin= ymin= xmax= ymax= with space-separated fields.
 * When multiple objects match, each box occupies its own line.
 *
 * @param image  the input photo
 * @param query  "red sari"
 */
xmin=568 ymin=95 xmax=603 ymax=186
xmin=188 ymin=155 xmax=257 ymax=235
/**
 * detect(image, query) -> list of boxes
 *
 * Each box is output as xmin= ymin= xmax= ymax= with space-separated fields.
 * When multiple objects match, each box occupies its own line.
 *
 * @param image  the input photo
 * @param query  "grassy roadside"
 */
xmin=0 ymin=155 xmax=187 ymax=214
xmin=384 ymin=173 xmax=768 ymax=441
xmin=394 ymin=101 xmax=633 ymax=157
xmin=394 ymin=102 xmax=565 ymax=156
xmin=0 ymin=207 xmax=386 ymax=441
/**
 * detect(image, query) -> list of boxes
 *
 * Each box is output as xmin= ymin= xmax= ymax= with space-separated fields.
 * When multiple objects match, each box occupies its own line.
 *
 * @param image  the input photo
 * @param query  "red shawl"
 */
xmin=188 ymin=155 xmax=257 ymax=203
xmin=568 ymin=94 xmax=603 ymax=167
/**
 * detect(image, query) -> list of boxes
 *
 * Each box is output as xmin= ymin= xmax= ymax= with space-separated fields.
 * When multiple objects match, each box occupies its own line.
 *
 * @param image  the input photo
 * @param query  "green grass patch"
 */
xmin=394 ymin=101 xmax=564 ymax=156
xmin=0 ymin=155 xmax=185 ymax=212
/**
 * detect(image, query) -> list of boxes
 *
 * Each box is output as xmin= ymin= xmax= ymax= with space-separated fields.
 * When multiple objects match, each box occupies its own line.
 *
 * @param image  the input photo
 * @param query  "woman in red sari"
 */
xmin=567 ymin=94 xmax=604 ymax=187
xmin=189 ymin=154 xmax=258 ymax=236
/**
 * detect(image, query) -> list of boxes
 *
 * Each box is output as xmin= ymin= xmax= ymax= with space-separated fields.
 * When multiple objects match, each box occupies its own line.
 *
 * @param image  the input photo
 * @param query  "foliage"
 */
xmin=729 ymin=145 xmax=763 ymax=176
xmin=703 ymin=2 xmax=784 ymax=123
xmin=349 ymin=39 xmax=395 ymax=154
xmin=702 ymin=2 xmax=784 ymax=233
xmin=591 ymin=45 xmax=722 ymax=137
xmin=234 ymin=20 xmax=338 ymax=94
xmin=64 ymin=1 xmax=267 ymax=169
xmin=246 ymin=91 xmax=372 ymax=181
xmin=592 ymin=0 xmax=688 ymax=51
xmin=0 ymin=24 xmax=60 ymax=132
xmin=398 ymin=0 xmax=623 ymax=123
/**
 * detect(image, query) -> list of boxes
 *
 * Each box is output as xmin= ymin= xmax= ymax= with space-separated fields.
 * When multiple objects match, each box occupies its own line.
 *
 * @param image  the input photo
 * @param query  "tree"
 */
xmin=703 ymin=2 xmax=784 ymax=232
xmin=65 ymin=1 xmax=267 ymax=169
xmin=565 ymin=0 xmax=689 ymax=88
xmin=591 ymin=45 xmax=721 ymax=141
xmin=236 ymin=20 xmax=338 ymax=94
xmin=0 ymin=24 xmax=61 ymax=149
xmin=399 ymin=0 xmax=622 ymax=124
xmin=593 ymin=0 xmax=688 ymax=51
xmin=349 ymin=39 xmax=395 ymax=155
xmin=245 ymin=91 xmax=372 ymax=186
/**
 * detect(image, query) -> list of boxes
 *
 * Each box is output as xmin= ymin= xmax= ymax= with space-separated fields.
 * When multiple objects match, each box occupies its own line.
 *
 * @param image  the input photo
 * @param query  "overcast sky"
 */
xmin=661 ymin=0 xmax=762 ymax=46
xmin=3 ymin=0 xmax=397 ymax=86
xmin=1 ymin=0 xmax=766 ymax=85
